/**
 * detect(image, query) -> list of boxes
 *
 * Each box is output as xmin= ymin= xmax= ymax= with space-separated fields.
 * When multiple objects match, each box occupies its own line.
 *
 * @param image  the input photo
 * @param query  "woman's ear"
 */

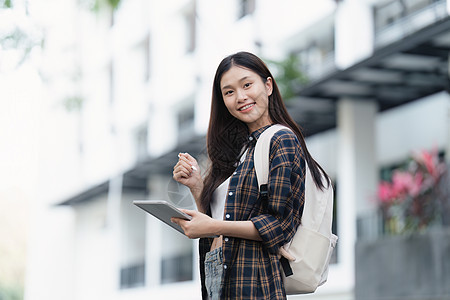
xmin=265 ymin=77 xmax=273 ymax=96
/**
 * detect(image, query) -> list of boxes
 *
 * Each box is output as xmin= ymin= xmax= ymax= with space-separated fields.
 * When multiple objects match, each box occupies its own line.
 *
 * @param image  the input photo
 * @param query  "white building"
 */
xmin=24 ymin=0 xmax=450 ymax=300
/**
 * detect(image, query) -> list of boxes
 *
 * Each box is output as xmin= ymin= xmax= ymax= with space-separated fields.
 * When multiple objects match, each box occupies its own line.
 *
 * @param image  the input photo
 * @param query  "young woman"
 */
xmin=172 ymin=51 xmax=330 ymax=299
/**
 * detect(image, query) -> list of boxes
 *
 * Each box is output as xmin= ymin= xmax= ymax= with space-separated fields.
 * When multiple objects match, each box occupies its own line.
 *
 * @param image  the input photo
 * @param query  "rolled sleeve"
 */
xmin=251 ymin=213 xmax=285 ymax=253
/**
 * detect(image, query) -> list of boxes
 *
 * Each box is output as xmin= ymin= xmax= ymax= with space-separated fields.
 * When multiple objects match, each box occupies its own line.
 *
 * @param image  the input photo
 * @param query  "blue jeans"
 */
xmin=204 ymin=247 xmax=223 ymax=300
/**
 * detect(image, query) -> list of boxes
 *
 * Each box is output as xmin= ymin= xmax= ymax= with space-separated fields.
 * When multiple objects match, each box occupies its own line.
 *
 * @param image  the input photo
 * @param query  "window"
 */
xmin=135 ymin=124 xmax=148 ymax=161
xmin=143 ymin=32 xmax=151 ymax=81
xmin=120 ymin=263 xmax=145 ymax=288
xmin=160 ymin=225 xmax=194 ymax=284
xmin=178 ymin=105 xmax=194 ymax=130
xmin=183 ymin=2 xmax=196 ymax=53
xmin=177 ymin=102 xmax=195 ymax=143
xmin=293 ymin=25 xmax=336 ymax=80
xmin=161 ymin=252 xmax=193 ymax=284
xmin=119 ymin=192 xmax=147 ymax=289
xmin=238 ymin=0 xmax=255 ymax=19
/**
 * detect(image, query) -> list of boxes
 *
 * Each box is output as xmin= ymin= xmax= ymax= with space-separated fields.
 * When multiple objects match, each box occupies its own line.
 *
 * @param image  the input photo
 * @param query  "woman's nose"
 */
xmin=236 ymin=89 xmax=247 ymax=101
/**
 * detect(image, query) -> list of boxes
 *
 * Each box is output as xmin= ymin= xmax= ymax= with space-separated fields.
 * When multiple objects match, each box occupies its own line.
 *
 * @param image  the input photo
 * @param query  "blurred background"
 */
xmin=1 ymin=0 xmax=449 ymax=299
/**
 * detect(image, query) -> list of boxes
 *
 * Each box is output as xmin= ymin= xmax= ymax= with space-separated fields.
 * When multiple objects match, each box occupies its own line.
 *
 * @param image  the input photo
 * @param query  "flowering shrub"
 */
xmin=377 ymin=148 xmax=447 ymax=235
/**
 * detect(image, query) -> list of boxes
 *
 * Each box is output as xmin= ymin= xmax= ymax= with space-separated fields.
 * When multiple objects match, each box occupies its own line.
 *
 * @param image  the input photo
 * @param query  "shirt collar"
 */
xmin=248 ymin=124 xmax=273 ymax=144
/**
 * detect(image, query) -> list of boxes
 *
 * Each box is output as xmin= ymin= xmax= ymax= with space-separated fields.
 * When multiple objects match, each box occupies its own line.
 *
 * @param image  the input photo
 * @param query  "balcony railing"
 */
xmin=301 ymin=50 xmax=336 ymax=82
xmin=374 ymin=0 xmax=448 ymax=48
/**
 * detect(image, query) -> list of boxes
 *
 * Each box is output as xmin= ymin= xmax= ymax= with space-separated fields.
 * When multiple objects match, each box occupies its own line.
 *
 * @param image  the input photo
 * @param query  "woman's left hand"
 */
xmin=171 ymin=209 xmax=219 ymax=239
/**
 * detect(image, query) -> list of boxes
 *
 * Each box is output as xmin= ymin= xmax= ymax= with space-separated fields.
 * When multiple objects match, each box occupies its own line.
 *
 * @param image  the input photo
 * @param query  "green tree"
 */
xmin=0 ymin=0 xmax=12 ymax=8
xmin=266 ymin=53 xmax=309 ymax=102
xmin=0 ymin=283 xmax=23 ymax=300
xmin=0 ymin=1 xmax=43 ymax=69
xmin=79 ymin=0 xmax=122 ymax=16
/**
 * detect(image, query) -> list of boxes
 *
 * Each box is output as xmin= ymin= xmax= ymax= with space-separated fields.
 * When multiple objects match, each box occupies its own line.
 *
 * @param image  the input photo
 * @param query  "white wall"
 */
xmin=307 ymin=92 xmax=450 ymax=184
xmin=73 ymin=196 xmax=117 ymax=300
xmin=377 ymin=92 xmax=449 ymax=166
xmin=24 ymin=206 xmax=76 ymax=300
xmin=335 ymin=0 xmax=374 ymax=69
xmin=120 ymin=193 xmax=147 ymax=267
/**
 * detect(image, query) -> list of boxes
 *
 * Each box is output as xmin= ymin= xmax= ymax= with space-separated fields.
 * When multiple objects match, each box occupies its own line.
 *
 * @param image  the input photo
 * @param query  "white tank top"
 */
xmin=210 ymin=150 xmax=247 ymax=220
xmin=211 ymin=177 xmax=230 ymax=220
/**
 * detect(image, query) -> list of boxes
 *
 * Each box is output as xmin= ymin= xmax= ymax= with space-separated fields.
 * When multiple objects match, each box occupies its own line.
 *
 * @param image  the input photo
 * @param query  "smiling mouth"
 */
xmin=238 ymin=103 xmax=255 ymax=111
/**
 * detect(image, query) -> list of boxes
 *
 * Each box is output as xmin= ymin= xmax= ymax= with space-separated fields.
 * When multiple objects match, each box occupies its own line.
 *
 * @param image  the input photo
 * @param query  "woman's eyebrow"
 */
xmin=221 ymin=76 xmax=250 ymax=91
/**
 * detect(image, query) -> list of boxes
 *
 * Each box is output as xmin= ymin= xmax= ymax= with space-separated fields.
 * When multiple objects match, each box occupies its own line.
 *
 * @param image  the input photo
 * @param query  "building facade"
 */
xmin=25 ymin=0 xmax=450 ymax=299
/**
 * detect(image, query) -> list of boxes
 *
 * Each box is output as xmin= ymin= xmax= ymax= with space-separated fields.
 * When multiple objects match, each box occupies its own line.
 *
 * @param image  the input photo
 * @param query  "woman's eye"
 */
xmin=224 ymin=90 xmax=233 ymax=96
xmin=244 ymin=82 xmax=252 ymax=88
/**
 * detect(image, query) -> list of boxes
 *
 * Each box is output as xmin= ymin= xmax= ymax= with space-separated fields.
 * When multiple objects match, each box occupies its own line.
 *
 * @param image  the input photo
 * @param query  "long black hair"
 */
xmin=199 ymin=51 xmax=330 ymax=211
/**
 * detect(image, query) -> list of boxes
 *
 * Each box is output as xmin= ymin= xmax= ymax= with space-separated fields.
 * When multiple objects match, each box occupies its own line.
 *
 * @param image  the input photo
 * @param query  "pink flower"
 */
xmin=391 ymin=171 xmax=413 ymax=201
xmin=421 ymin=150 xmax=437 ymax=178
xmin=414 ymin=147 xmax=443 ymax=182
xmin=408 ymin=172 xmax=423 ymax=198
xmin=377 ymin=181 xmax=393 ymax=204
xmin=376 ymin=146 xmax=448 ymax=234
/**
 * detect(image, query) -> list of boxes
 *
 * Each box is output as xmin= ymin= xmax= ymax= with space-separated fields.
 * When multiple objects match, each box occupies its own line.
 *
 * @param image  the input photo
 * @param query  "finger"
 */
xmin=178 ymin=153 xmax=192 ymax=164
xmin=173 ymin=171 xmax=192 ymax=182
xmin=179 ymin=152 xmax=195 ymax=161
xmin=179 ymin=209 xmax=196 ymax=216
xmin=179 ymin=153 xmax=198 ymax=170
xmin=176 ymin=155 xmax=196 ymax=172
xmin=173 ymin=172 xmax=189 ymax=182
xmin=171 ymin=217 xmax=187 ymax=226
xmin=175 ymin=157 xmax=190 ymax=168
xmin=279 ymin=248 xmax=296 ymax=261
xmin=173 ymin=163 xmax=192 ymax=177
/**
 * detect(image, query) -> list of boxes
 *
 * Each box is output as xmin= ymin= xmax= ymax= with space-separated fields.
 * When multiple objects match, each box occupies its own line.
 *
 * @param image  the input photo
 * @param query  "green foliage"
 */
xmin=79 ymin=0 xmax=121 ymax=12
xmin=63 ymin=95 xmax=84 ymax=112
xmin=106 ymin=0 xmax=121 ymax=10
xmin=1 ymin=28 xmax=30 ymax=49
xmin=1 ymin=0 xmax=13 ymax=8
xmin=0 ymin=283 xmax=23 ymax=300
xmin=266 ymin=53 xmax=309 ymax=102
xmin=0 ymin=2 xmax=44 ymax=69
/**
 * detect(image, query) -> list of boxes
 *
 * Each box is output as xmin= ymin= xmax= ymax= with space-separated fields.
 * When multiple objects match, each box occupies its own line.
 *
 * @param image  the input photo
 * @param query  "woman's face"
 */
xmin=220 ymin=66 xmax=273 ymax=132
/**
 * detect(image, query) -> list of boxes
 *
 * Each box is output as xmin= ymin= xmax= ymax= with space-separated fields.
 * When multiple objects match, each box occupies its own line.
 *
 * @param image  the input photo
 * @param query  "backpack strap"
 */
xmin=254 ymin=124 xmax=294 ymax=277
xmin=254 ymin=124 xmax=291 ymax=190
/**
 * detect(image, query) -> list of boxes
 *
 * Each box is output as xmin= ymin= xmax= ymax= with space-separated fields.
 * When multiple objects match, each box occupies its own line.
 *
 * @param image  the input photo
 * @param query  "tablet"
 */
xmin=133 ymin=200 xmax=192 ymax=235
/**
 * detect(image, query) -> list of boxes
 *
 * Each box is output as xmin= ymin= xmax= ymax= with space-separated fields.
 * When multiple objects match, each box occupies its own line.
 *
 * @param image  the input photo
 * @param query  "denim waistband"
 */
xmin=205 ymin=246 xmax=223 ymax=263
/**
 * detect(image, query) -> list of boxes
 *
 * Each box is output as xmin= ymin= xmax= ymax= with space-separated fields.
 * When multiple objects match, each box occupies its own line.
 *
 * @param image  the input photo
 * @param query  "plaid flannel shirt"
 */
xmin=199 ymin=125 xmax=306 ymax=299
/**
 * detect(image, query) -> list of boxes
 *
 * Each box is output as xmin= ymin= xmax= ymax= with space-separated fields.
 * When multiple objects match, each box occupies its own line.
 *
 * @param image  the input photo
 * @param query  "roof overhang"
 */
xmin=289 ymin=16 xmax=450 ymax=136
xmin=58 ymin=135 xmax=206 ymax=206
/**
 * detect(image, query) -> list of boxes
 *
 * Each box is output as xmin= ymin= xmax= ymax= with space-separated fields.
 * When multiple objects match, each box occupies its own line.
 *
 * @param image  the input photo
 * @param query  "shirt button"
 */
xmin=225 ymin=214 xmax=230 ymax=219
xmin=233 ymin=171 xmax=237 ymax=175
xmin=249 ymin=136 xmax=254 ymax=141
xmin=224 ymin=265 xmax=227 ymax=270
xmin=224 ymin=237 xmax=229 ymax=242
xmin=228 ymin=192 xmax=233 ymax=196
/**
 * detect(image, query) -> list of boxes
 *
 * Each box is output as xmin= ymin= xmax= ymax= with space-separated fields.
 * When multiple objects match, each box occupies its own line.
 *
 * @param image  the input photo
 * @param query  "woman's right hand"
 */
xmin=173 ymin=153 xmax=203 ymax=198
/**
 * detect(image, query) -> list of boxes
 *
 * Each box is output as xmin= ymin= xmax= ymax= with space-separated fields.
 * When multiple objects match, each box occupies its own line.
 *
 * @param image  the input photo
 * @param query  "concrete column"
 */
xmin=145 ymin=175 xmax=166 ymax=286
xmin=337 ymin=98 xmax=378 ymax=274
xmin=447 ymin=56 xmax=450 ymax=164
xmin=106 ymin=174 xmax=123 ymax=292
